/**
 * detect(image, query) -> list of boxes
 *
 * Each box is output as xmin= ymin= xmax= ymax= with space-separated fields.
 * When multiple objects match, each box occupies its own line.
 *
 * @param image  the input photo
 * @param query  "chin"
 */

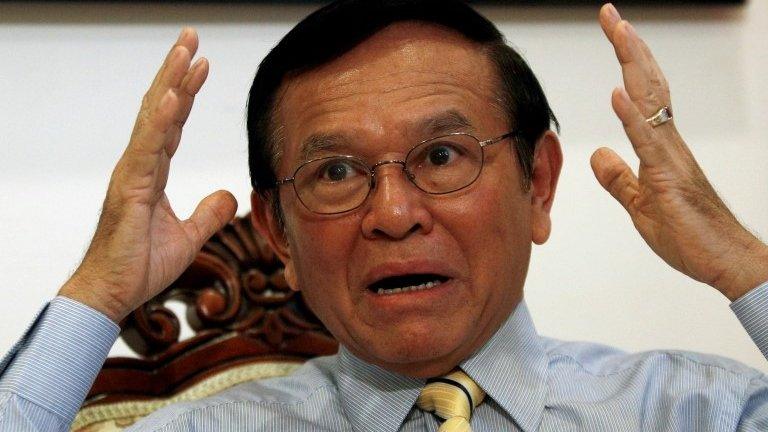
xmin=353 ymin=322 xmax=473 ymax=376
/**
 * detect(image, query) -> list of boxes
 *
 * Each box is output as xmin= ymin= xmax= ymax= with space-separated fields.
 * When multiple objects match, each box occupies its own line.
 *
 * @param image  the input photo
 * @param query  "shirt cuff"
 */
xmin=0 ymin=296 xmax=120 ymax=425
xmin=731 ymin=280 xmax=768 ymax=360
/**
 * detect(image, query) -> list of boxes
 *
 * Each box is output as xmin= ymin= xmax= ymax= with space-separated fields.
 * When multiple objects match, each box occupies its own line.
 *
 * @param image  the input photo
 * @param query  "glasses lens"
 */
xmin=293 ymin=156 xmax=371 ymax=214
xmin=406 ymin=134 xmax=483 ymax=193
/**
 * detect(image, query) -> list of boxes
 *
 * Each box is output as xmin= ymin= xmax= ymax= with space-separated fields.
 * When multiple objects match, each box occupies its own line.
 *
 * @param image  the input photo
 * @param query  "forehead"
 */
xmin=275 ymin=21 xmax=504 ymax=166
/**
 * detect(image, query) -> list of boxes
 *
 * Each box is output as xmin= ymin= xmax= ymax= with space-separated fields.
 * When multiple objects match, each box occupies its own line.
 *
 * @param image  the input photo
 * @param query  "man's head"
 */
xmin=248 ymin=0 xmax=562 ymax=378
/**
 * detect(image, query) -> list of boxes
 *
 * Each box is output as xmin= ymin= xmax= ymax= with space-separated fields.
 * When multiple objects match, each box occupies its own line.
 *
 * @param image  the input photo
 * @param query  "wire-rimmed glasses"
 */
xmin=276 ymin=131 xmax=518 ymax=215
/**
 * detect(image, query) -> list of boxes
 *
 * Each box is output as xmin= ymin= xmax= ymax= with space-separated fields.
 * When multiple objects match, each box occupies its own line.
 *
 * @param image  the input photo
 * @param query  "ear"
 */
xmin=250 ymin=190 xmax=299 ymax=292
xmin=530 ymin=131 xmax=563 ymax=245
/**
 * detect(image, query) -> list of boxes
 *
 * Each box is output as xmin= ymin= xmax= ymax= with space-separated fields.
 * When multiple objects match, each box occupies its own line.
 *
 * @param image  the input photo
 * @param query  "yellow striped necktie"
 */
xmin=416 ymin=369 xmax=486 ymax=432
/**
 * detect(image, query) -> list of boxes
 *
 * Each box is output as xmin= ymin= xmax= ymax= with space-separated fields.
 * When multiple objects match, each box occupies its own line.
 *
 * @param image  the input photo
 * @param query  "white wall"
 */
xmin=1 ymin=1 xmax=766 ymax=371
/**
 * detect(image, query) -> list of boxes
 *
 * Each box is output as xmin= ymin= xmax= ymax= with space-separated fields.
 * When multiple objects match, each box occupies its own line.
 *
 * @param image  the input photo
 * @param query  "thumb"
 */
xmin=590 ymin=147 xmax=639 ymax=216
xmin=184 ymin=190 xmax=238 ymax=248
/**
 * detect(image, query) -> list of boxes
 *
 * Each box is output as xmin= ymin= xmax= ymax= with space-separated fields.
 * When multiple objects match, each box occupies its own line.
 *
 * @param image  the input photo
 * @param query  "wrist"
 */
xmin=58 ymin=273 xmax=130 ymax=324
xmin=714 ymin=235 xmax=768 ymax=302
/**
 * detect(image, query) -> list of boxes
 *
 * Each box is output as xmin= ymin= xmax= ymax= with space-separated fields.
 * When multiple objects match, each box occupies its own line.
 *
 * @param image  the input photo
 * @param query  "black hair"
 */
xmin=247 ymin=0 xmax=558 ymax=206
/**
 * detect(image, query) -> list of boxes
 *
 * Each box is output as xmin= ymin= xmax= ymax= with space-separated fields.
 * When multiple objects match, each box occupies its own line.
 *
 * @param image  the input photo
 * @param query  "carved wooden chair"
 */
xmin=71 ymin=214 xmax=338 ymax=432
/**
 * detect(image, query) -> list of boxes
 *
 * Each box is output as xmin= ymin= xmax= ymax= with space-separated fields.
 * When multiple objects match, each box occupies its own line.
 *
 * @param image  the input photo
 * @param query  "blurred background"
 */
xmin=0 ymin=0 xmax=766 ymax=371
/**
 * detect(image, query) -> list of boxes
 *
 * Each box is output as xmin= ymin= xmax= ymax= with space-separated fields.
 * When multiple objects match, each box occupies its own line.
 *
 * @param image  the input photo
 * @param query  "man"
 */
xmin=2 ymin=0 xmax=767 ymax=430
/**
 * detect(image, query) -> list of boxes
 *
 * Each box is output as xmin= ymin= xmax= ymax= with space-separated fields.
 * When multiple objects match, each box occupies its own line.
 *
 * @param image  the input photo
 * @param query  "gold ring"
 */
xmin=646 ymin=106 xmax=673 ymax=127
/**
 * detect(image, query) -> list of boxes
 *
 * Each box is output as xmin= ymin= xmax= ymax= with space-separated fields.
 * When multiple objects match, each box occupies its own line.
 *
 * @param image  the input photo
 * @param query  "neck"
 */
xmin=349 ymin=295 xmax=523 ymax=378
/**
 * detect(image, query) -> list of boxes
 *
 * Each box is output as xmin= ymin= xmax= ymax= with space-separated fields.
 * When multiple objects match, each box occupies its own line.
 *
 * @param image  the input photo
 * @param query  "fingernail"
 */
xmin=191 ymin=57 xmax=204 ymax=70
xmin=176 ymin=27 xmax=188 ymax=43
xmin=169 ymin=46 xmax=183 ymax=61
xmin=616 ymin=87 xmax=631 ymax=103
xmin=606 ymin=3 xmax=621 ymax=21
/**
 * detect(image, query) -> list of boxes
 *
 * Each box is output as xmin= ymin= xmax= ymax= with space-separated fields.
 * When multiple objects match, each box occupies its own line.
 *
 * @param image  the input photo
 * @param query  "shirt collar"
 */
xmin=461 ymin=301 xmax=549 ymax=432
xmin=335 ymin=301 xmax=548 ymax=432
xmin=337 ymin=346 xmax=424 ymax=432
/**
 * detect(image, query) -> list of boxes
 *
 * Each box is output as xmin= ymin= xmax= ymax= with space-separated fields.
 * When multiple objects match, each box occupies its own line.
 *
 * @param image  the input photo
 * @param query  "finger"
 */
xmin=128 ymin=45 xmax=191 ymax=159
xmin=165 ymin=57 xmax=210 ymax=159
xmin=599 ymin=3 xmax=621 ymax=41
xmin=184 ymin=190 xmax=239 ymax=249
xmin=611 ymin=87 xmax=671 ymax=169
xmin=180 ymin=57 xmax=209 ymax=97
xmin=635 ymin=37 xmax=671 ymax=103
xmin=154 ymin=145 xmax=175 ymax=194
xmin=163 ymin=124 xmax=184 ymax=162
xmin=131 ymin=29 xmax=197 ymax=157
xmin=146 ymin=28 xmax=199 ymax=100
xmin=115 ymin=32 xmax=202 ymax=194
xmin=113 ymin=88 xmax=178 ymax=188
xmin=160 ymin=46 xmax=193 ymax=94
xmin=611 ymin=21 xmax=668 ymax=118
xmin=590 ymin=147 xmax=639 ymax=215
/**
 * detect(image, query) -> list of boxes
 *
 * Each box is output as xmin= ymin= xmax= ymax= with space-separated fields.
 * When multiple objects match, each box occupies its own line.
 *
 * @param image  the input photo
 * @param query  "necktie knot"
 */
xmin=416 ymin=369 xmax=485 ymax=432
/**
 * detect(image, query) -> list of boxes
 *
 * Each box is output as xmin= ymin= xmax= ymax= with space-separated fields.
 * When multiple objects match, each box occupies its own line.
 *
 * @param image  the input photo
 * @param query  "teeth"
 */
xmin=376 ymin=280 xmax=443 ymax=295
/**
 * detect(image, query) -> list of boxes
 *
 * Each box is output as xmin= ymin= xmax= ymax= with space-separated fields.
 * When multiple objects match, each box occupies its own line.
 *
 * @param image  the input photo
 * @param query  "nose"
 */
xmin=361 ymin=161 xmax=434 ymax=240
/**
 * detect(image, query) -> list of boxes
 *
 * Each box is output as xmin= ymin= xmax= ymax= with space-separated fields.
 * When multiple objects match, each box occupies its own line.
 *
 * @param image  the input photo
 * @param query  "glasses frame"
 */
xmin=276 ymin=130 xmax=519 ymax=215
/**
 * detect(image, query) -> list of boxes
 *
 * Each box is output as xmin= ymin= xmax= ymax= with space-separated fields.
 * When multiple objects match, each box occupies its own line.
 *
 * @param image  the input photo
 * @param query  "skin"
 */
xmin=57 ymin=3 xmax=768 ymax=378
xmin=252 ymin=22 xmax=562 ymax=377
xmin=58 ymin=29 xmax=238 ymax=322
xmin=591 ymin=4 xmax=768 ymax=301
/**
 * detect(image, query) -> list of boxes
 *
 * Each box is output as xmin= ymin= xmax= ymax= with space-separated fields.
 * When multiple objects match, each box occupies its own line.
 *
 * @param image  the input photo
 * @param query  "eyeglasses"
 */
xmin=276 ymin=131 xmax=518 ymax=215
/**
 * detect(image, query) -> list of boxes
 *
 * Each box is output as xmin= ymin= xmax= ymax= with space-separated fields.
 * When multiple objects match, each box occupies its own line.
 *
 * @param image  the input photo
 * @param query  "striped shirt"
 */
xmin=1 ymin=283 xmax=768 ymax=431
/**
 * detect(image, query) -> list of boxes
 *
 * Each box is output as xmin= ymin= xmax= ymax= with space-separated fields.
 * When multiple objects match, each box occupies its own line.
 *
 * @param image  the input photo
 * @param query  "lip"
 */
xmin=360 ymin=260 xmax=457 ymax=292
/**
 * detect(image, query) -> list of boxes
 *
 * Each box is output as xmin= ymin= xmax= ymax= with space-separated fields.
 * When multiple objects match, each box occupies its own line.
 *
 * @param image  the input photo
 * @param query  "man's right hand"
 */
xmin=57 ymin=28 xmax=238 ymax=323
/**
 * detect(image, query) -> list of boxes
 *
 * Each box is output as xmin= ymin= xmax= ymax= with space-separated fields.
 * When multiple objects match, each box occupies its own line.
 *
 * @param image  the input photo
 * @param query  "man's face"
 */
xmin=257 ymin=22 xmax=558 ymax=378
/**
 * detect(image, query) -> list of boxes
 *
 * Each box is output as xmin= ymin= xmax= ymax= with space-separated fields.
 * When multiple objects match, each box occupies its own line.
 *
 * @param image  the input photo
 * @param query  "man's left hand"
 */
xmin=590 ymin=3 xmax=768 ymax=301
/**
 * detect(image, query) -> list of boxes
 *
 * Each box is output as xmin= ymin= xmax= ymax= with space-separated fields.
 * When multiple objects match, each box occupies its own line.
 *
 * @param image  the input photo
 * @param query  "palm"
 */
xmin=145 ymin=195 xmax=199 ymax=297
xmin=632 ymin=161 xmax=738 ymax=286
xmin=59 ymin=29 xmax=237 ymax=322
xmin=633 ymin=167 xmax=699 ymax=278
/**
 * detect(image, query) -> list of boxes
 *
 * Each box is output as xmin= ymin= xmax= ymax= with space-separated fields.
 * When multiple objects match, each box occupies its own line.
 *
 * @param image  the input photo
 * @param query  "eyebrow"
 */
xmin=415 ymin=109 xmax=476 ymax=138
xmin=297 ymin=109 xmax=476 ymax=162
xmin=299 ymin=133 xmax=350 ymax=162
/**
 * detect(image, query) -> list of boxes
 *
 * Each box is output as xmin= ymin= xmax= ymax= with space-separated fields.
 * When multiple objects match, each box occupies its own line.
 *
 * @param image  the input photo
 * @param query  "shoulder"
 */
xmin=539 ymin=336 xmax=767 ymax=411
xmin=128 ymin=355 xmax=347 ymax=432
xmin=540 ymin=336 xmax=764 ymax=382
xmin=535 ymin=337 xmax=768 ymax=430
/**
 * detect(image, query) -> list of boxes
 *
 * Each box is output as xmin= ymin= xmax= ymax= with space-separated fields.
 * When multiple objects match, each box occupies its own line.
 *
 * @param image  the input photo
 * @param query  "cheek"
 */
xmin=283 ymin=214 xmax=368 ymax=345
xmin=286 ymin=213 xmax=362 ymax=291
xmin=437 ymin=174 xmax=532 ymax=283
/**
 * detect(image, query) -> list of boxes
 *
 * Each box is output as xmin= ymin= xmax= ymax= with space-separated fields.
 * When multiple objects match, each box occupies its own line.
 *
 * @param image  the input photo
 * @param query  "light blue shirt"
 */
xmin=2 ymin=283 xmax=768 ymax=431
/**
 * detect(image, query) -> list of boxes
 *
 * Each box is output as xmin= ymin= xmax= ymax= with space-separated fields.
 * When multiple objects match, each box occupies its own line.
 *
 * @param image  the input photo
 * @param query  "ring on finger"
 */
xmin=646 ymin=106 xmax=673 ymax=127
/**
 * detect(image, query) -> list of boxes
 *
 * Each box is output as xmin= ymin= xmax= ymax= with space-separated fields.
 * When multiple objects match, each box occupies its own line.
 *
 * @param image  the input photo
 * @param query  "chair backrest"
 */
xmin=73 ymin=214 xmax=338 ymax=431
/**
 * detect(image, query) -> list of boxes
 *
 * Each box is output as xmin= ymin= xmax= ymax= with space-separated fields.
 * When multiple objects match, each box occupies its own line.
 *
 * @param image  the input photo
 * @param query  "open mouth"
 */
xmin=368 ymin=273 xmax=449 ymax=295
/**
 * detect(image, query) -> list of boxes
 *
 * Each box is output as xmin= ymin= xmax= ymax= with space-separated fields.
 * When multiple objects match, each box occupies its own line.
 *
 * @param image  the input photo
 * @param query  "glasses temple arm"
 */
xmin=479 ymin=130 xmax=520 ymax=148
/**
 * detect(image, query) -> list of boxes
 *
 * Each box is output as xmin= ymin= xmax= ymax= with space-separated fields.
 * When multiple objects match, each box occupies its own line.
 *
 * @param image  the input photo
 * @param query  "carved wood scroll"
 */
xmin=84 ymin=214 xmax=338 ymax=406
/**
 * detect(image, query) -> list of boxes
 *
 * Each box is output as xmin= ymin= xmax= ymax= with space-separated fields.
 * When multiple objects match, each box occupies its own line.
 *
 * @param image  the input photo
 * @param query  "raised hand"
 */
xmin=590 ymin=4 xmax=768 ymax=301
xmin=58 ymin=29 xmax=238 ymax=322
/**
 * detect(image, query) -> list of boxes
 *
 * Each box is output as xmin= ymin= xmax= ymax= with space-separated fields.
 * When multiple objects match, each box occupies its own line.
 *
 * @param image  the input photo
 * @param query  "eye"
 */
xmin=318 ymin=159 xmax=357 ymax=182
xmin=426 ymin=144 xmax=459 ymax=166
